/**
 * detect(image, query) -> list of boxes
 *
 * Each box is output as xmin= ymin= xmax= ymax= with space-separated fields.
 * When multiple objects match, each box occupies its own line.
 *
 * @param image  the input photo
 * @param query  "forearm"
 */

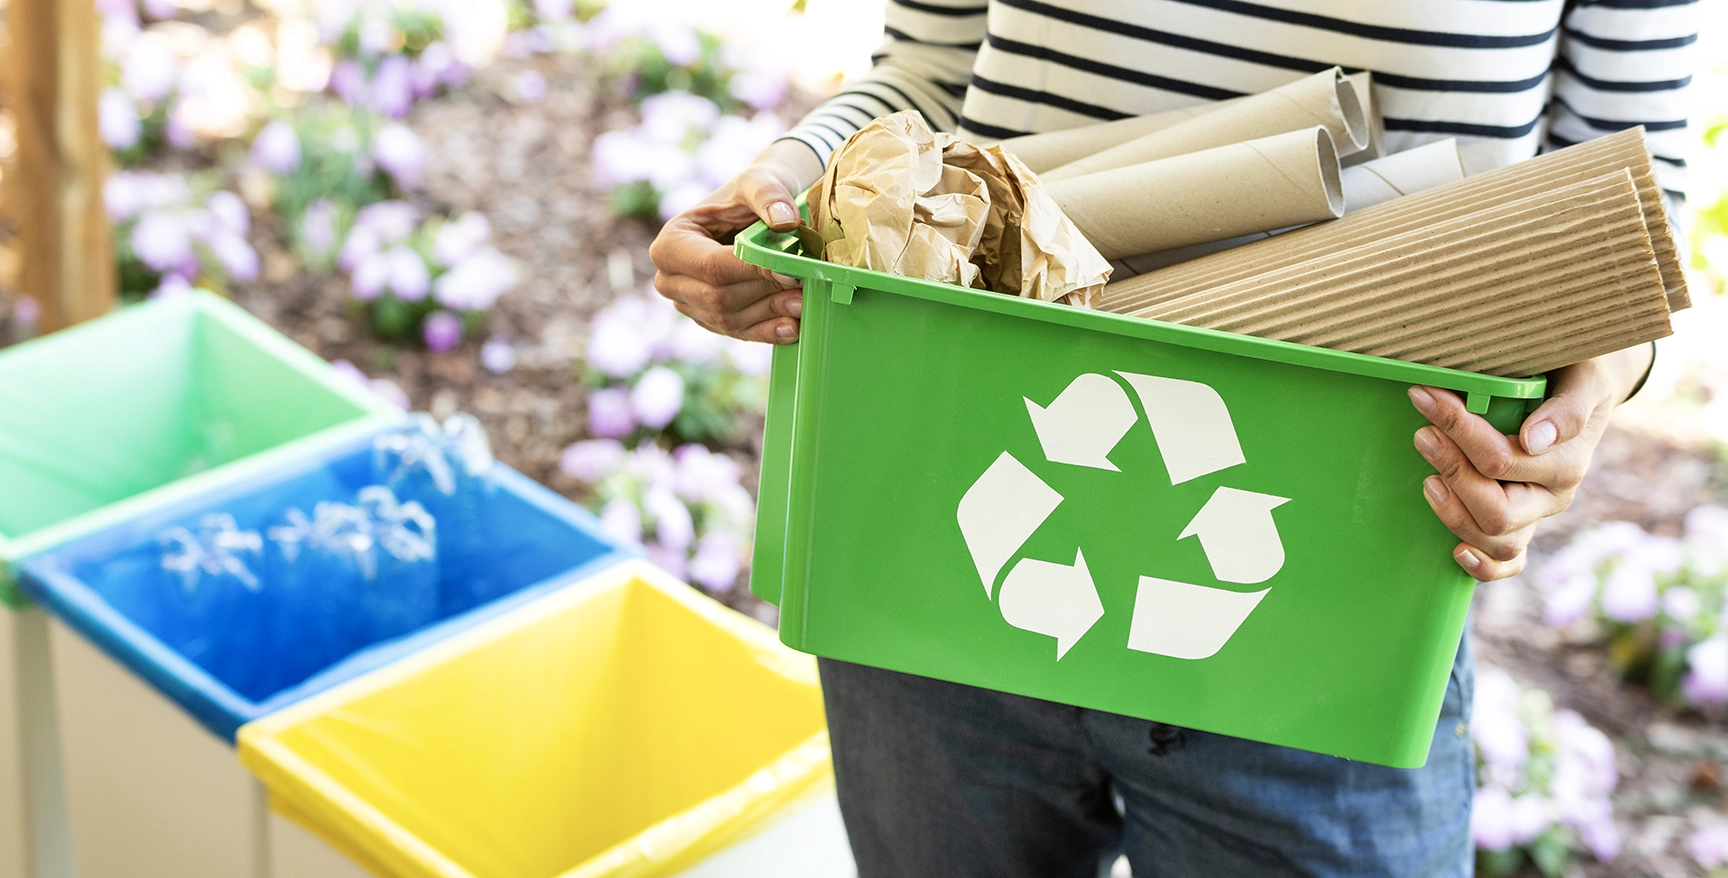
xmin=1596 ymin=342 xmax=1656 ymax=407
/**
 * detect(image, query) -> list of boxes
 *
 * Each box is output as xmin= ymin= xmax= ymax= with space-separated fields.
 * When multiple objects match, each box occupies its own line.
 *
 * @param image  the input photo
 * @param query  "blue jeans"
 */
xmin=818 ymin=633 xmax=1475 ymax=878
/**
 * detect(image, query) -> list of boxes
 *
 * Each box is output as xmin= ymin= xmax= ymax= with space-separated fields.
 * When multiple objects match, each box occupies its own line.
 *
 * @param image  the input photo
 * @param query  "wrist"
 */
xmin=754 ymin=139 xmax=825 ymax=200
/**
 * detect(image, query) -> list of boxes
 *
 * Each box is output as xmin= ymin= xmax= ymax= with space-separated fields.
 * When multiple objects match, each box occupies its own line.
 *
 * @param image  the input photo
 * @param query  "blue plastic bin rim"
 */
xmin=18 ymin=425 xmax=638 ymax=742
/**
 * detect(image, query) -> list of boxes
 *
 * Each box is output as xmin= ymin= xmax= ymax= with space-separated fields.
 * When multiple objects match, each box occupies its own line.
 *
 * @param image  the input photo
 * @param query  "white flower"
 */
xmin=130 ymin=211 xmax=194 ymax=273
xmin=643 ymin=487 xmax=694 ymax=551
xmin=559 ymin=439 xmax=625 ymax=482
xmin=1662 ymin=585 xmax=1701 ymax=624
xmin=598 ymin=497 xmax=643 ymax=545
xmin=586 ymin=322 xmax=653 ymax=379
xmin=433 ymin=211 xmax=492 ymax=267
xmin=99 ymin=88 xmax=141 ymax=150
xmin=385 ymin=246 xmax=429 ymax=302
xmin=372 ymin=122 xmax=429 ymax=190
xmin=121 ymin=33 xmax=179 ymax=103
xmin=689 ymin=531 xmax=742 ymax=593
xmin=1599 ymin=561 xmax=1659 ymax=623
xmin=629 ymin=366 xmax=685 ymax=429
xmin=205 ymin=191 xmax=249 ymax=237
xmin=250 ymin=119 xmax=302 ymax=174
xmin=432 ymin=247 xmax=517 ymax=311
xmin=209 ymin=234 xmax=259 ymax=282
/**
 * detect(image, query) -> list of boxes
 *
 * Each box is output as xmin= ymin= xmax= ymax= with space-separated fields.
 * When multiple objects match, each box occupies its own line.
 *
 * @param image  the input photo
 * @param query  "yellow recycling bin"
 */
xmin=238 ymin=560 xmax=832 ymax=878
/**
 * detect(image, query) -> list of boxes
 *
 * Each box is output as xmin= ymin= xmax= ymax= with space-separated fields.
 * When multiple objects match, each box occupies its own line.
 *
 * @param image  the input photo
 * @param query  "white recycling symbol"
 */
xmin=956 ymin=372 xmax=1289 ymax=661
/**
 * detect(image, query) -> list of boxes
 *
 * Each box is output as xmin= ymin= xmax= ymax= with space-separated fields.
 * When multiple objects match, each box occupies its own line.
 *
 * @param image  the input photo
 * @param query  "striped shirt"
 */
xmin=782 ymin=0 xmax=1696 ymax=199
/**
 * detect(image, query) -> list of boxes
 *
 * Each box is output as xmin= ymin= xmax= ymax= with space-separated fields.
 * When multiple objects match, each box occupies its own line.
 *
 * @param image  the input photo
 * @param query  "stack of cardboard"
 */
xmin=992 ymin=73 xmax=1680 ymax=378
xmin=1093 ymin=127 xmax=1682 ymax=377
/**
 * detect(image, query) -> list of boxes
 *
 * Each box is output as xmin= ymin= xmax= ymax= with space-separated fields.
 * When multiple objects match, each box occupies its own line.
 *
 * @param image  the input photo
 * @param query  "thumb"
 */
xmin=1520 ymin=362 xmax=1609 ymax=455
xmin=738 ymin=167 xmax=800 ymax=231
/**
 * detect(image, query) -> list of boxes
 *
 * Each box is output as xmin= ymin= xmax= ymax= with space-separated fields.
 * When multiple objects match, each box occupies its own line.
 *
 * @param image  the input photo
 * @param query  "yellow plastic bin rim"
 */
xmin=238 ymin=560 xmax=833 ymax=878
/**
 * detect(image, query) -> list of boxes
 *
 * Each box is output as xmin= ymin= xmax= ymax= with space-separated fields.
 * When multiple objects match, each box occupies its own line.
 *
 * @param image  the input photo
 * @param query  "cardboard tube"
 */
xmin=1341 ymin=71 xmax=1385 ymax=167
xmin=1041 ymin=68 xmax=1369 ymax=182
xmin=1043 ymin=127 xmax=1343 ymax=261
xmin=1102 ymin=128 xmax=1687 ymax=315
xmin=993 ymin=99 xmax=1243 ymax=173
xmin=1116 ymin=139 xmax=1464 ymax=276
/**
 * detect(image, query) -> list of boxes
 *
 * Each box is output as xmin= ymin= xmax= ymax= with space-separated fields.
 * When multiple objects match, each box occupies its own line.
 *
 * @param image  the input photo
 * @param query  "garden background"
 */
xmin=0 ymin=0 xmax=1725 ymax=875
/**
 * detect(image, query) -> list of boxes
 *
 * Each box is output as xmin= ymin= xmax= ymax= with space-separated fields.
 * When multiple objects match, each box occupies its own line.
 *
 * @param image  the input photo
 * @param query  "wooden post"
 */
xmin=6 ymin=0 xmax=116 ymax=333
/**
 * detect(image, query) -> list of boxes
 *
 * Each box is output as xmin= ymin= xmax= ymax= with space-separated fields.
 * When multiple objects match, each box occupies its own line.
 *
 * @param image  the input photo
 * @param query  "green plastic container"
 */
xmin=737 ymin=221 xmax=1546 ymax=768
xmin=0 ymin=292 xmax=402 ymax=607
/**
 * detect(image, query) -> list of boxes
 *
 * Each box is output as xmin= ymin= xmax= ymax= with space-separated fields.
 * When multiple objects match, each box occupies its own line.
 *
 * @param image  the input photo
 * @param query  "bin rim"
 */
xmin=16 ymin=424 xmax=635 ymax=741
xmin=0 ymin=292 xmax=405 ymax=609
xmin=733 ymin=220 xmax=1548 ymax=408
xmin=237 ymin=559 xmax=831 ymax=878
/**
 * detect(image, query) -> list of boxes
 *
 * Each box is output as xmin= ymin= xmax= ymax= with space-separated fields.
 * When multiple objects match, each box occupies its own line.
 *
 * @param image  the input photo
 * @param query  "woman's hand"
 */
xmin=1409 ymin=344 xmax=1654 ymax=581
xmin=648 ymin=140 xmax=823 ymax=344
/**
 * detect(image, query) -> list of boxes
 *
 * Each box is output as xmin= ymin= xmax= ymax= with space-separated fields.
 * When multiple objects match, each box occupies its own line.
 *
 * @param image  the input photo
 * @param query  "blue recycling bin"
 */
xmin=18 ymin=422 xmax=630 ymax=741
xmin=16 ymin=421 xmax=632 ymax=878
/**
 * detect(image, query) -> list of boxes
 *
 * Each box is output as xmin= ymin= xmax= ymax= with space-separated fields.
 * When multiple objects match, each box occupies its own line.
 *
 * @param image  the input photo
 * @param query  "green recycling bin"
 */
xmin=0 ymin=291 xmax=400 ymax=878
xmin=736 ymin=221 xmax=1546 ymax=768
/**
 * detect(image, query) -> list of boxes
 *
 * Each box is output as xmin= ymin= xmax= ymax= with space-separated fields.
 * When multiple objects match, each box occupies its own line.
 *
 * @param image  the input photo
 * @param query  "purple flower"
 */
xmin=1577 ymin=811 xmax=1620 ymax=861
xmin=590 ymin=130 xmax=653 ymax=187
xmin=587 ymin=387 xmax=636 ymax=438
xmin=673 ymin=445 xmax=741 ymax=504
xmin=164 ymin=104 xmax=196 ymax=149
xmin=535 ymin=0 xmax=573 ymax=22
xmin=559 ymin=439 xmax=625 ymax=482
xmin=350 ymin=251 xmax=389 ymax=301
xmin=300 ymin=198 xmax=340 ymax=260
xmin=1681 ymin=636 xmax=1728 ymax=705
xmin=1600 ymin=561 xmax=1659 ymax=623
xmin=629 ymin=366 xmax=685 ymax=429
xmin=370 ymin=55 xmax=414 ymax=118
xmin=586 ymin=322 xmax=651 ymax=379
xmin=1662 ymin=585 xmax=1701 ymax=624
xmin=725 ymin=338 xmax=774 ymax=376
xmin=372 ymin=122 xmax=428 ymax=190
xmin=513 ymin=70 xmax=547 ymax=103
xmin=205 ymin=191 xmax=249 ymax=237
xmin=422 ymin=310 xmax=463 ymax=353
xmin=411 ymin=41 xmax=459 ymax=96
xmin=432 ymin=248 xmax=516 ymax=311
xmin=1507 ymin=794 xmax=1552 ymax=846
xmin=433 ymin=211 xmax=491 ymax=267
xmin=330 ymin=359 xmax=370 ymax=389
xmin=250 ymin=120 xmax=302 ymax=173
xmin=599 ymin=497 xmax=643 ymax=545
xmin=650 ymin=23 xmax=701 ymax=67
xmin=151 ymin=274 xmax=193 ymax=299
xmin=1542 ymin=569 xmax=1598 ymax=628
xmin=104 ymin=173 xmax=144 ymax=221
xmin=130 ymin=212 xmax=194 ymax=273
xmin=481 ymin=337 xmax=516 ymax=374
xmin=1471 ymin=787 xmax=1515 ymax=852
xmin=644 ymin=541 xmax=688 ymax=580
xmin=639 ymin=91 xmax=719 ymax=144
xmin=209 ymin=234 xmax=259 ymax=282
xmin=729 ymin=69 xmax=788 ymax=112
xmin=643 ymin=488 xmax=694 ymax=551
xmin=1690 ymin=826 xmax=1728 ymax=869
xmin=99 ymin=88 xmax=141 ymax=150
xmin=385 ymin=246 xmax=429 ymax=301
xmin=689 ymin=531 xmax=742 ymax=593
xmin=330 ymin=59 xmax=368 ymax=105
xmin=121 ymin=35 xmax=178 ymax=103
xmin=353 ymin=201 xmax=418 ymax=242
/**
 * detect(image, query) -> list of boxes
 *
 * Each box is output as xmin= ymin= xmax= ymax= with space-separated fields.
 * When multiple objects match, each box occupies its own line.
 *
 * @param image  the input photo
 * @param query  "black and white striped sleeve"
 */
xmin=1547 ymin=0 xmax=1698 ymax=201
xmin=781 ymin=0 xmax=986 ymax=166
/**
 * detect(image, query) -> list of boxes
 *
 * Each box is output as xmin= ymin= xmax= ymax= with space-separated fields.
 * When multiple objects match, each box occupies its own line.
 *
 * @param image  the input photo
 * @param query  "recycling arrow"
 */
xmin=1025 ymin=374 xmax=1137 ymax=471
xmin=1114 ymin=372 xmax=1245 ymax=485
xmin=958 ymin=368 xmax=1289 ymax=662
xmin=957 ymin=452 xmax=1061 ymax=597
xmin=999 ymin=550 xmax=1104 ymax=659
xmin=1179 ymin=487 xmax=1290 ymax=584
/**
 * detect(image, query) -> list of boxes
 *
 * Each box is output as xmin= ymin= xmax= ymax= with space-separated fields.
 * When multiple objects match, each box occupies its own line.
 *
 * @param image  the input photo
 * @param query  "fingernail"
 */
xmin=786 ymin=296 xmax=802 ymax=317
xmin=771 ymin=272 xmax=800 ymax=288
xmin=1424 ymin=476 xmax=1448 ymax=505
xmin=775 ymin=321 xmax=796 ymax=339
xmin=768 ymin=203 xmax=797 ymax=226
xmin=1408 ymin=386 xmax=1436 ymax=414
xmin=1456 ymin=549 xmax=1482 ymax=571
xmin=1414 ymin=428 xmax=1441 ymax=459
xmin=1525 ymin=420 xmax=1557 ymax=455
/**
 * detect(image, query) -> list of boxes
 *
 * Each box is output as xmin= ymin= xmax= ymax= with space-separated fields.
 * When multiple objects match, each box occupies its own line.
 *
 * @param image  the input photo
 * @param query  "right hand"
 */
xmin=648 ymin=140 xmax=823 ymax=344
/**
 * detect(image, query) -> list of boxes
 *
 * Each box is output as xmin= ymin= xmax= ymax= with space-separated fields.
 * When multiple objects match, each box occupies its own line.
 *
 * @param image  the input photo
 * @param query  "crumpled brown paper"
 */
xmin=806 ymin=111 xmax=1110 ymax=307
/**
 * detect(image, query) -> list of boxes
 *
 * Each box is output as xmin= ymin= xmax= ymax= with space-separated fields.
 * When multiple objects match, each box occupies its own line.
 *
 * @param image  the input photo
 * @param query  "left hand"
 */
xmin=1407 ymin=346 xmax=1651 ymax=581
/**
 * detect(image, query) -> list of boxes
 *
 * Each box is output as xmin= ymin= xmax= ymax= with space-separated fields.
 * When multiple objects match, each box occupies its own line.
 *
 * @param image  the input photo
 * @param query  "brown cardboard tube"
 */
xmin=1040 ymin=68 xmax=1368 ymax=182
xmin=1341 ymin=71 xmax=1385 ymax=167
xmin=1101 ymin=128 xmax=1687 ymax=315
xmin=992 ymin=99 xmax=1243 ymax=173
xmin=1043 ymin=127 xmax=1343 ymax=261
xmin=1115 ymin=139 xmax=1464 ymax=276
